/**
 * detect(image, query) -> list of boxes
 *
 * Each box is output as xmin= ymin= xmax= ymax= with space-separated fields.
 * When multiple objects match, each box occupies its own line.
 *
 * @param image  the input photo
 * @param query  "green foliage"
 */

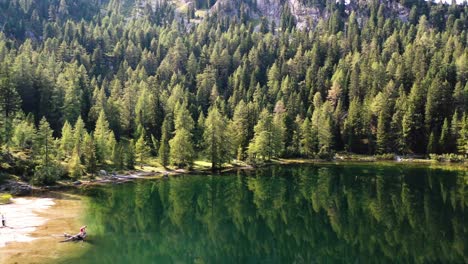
xmin=12 ymin=118 xmax=35 ymax=149
xmin=203 ymin=106 xmax=232 ymax=169
xmin=68 ymin=146 xmax=82 ymax=180
xmin=429 ymin=154 xmax=466 ymax=163
xmin=32 ymin=162 xmax=65 ymax=186
xmin=158 ymin=116 xmax=171 ymax=167
xmin=94 ymin=110 xmax=113 ymax=164
xmin=0 ymin=193 xmax=12 ymax=204
xmin=169 ymin=104 xmax=194 ymax=168
xmin=248 ymin=109 xmax=284 ymax=161
xmin=170 ymin=129 xmax=194 ymax=168
xmin=135 ymin=134 xmax=151 ymax=168
xmin=33 ymin=117 xmax=55 ymax=165
xmin=125 ymin=139 xmax=136 ymax=169
xmin=375 ymin=153 xmax=396 ymax=161
xmin=60 ymin=121 xmax=74 ymax=158
xmin=0 ymin=0 xmax=464 ymax=172
xmin=83 ymin=133 xmax=97 ymax=176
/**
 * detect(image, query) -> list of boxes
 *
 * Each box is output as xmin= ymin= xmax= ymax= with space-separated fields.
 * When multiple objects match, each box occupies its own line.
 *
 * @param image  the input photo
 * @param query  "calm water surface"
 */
xmin=61 ymin=164 xmax=466 ymax=263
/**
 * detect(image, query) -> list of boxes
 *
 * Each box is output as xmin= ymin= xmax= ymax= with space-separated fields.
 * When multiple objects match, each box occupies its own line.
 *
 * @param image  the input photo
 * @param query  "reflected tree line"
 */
xmin=74 ymin=165 xmax=466 ymax=264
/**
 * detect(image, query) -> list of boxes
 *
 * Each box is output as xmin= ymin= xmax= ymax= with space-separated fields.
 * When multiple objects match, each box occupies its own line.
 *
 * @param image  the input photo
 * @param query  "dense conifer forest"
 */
xmin=0 ymin=0 xmax=466 ymax=184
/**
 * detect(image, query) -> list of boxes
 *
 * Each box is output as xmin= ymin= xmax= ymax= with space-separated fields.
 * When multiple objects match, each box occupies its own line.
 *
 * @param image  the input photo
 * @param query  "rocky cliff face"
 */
xmin=209 ymin=0 xmax=327 ymax=29
xmin=170 ymin=0 xmax=410 ymax=29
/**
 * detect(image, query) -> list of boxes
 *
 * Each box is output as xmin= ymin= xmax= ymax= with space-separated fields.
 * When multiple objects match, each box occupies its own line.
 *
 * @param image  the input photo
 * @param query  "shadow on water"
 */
xmin=60 ymin=163 xmax=467 ymax=264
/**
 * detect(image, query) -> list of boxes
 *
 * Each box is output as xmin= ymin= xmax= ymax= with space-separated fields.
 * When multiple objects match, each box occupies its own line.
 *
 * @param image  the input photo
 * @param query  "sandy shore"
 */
xmin=0 ymin=193 xmax=87 ymax=264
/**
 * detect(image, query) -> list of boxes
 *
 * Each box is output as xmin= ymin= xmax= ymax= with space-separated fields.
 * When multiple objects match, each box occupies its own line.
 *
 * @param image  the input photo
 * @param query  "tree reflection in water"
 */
xmin=65 ymin=164 xmax=466 ymax=264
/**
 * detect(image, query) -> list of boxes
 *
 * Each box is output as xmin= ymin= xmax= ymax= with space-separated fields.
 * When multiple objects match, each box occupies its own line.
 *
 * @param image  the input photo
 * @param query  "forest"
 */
xmin=0 ymin=0 xmax=466 ymax=184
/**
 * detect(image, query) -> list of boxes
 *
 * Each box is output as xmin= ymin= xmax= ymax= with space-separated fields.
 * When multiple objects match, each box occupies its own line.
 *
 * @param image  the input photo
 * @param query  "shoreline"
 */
xmin=0 ymin=193 xmax=86 ymax=264
xmin=0 ymin=159 xmax=465 ymax=263
xmin=3 ymin=157 xmax=467 ymax=194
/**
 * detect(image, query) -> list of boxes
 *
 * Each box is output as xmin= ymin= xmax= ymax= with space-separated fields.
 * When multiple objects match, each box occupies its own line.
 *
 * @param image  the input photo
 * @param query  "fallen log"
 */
xmin=60 ymin=232 xmax=86 ymax=242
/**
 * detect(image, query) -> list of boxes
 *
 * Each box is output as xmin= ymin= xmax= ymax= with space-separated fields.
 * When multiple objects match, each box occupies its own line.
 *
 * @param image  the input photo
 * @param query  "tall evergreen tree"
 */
xmin=135 ymin=133 xmax=151 ymax=168
xmin=203 ymin=106 xmax=232 ymax=170
xmin=159 ymin=116 xmax=171 ymax=167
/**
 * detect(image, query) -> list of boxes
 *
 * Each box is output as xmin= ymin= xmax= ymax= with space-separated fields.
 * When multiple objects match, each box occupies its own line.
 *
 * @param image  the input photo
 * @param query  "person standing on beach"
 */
xmin=1 ymin=214 xmax=5 ymax=227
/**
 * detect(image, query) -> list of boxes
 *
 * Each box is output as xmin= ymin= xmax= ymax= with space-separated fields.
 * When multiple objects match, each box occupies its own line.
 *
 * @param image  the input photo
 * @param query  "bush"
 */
xmin=32 ymin=162 xmax=66 ymax=186
xmin=375 ymin=153 xmax=396 ymax=160
xmin=0 ymin=193 xmax=12 ymax=204
xmin=317 ymin=146 xmax=334 ymax=161
xmin=429 ymin=154 xmax=466 ymax=163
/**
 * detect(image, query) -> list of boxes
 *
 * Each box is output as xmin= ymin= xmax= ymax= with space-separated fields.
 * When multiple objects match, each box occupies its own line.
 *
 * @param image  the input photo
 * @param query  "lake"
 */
xmin=60 ymin=163 xmax=467 ymax=263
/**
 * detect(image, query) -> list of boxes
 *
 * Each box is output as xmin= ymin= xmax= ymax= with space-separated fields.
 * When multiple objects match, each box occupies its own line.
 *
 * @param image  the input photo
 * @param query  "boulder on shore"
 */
xmin=0 ymin=181 xmax=33 ymax=196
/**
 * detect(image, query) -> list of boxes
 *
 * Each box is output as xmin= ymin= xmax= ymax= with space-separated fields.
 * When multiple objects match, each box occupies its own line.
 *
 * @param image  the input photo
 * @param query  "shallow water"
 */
xmin=61 ymin=163 xmax=466 ymax=263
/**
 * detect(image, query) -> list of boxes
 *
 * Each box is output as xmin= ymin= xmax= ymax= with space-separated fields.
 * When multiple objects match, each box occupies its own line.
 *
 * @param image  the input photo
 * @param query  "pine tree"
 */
xmin=203 ymin=106 xmax=232 ymax=170
xmin=169 ymin=129 xmax=194 ymax=168
xmin=169 ymin=104 xmax=195 ymax=168
xmin=83 ymin=133 xmax=97 ymax=176
xmin=377 ymin=111 xmax=389 ymax=154
xmin=344 ymin=99 xmax=362 ymax=153
xmin=450 ymin=112 xmax=459 ymax=153
xmin=94 ymin=110 xmax=113 ymax=163
xmin=230 ymin=100 xmax=250 ymax=160
xmin=69 ymin=146 xmax=82 ymax=180
xmin=73 ymin=116 xmax=86 ymax=154
xmin=158 ymin=116 xmax=172 ymax=167
xmin=12 ymin=118 xmax=35 ymax=149
xmin=439 ymin=118 xmax=450 ymax=154
xmin=60 ymin=121 xmax=74 ymax=158
xmin=317 ymin=102 xmax=334 ymax=157
xmin=34 ymin=117 xmax=55 ymax=165
xmin=457 ymin=114 xmax=467 ymax=156
xmin=125 ymin=139 xmax=136 ymax=169
xmin=427 ymin=132 xmax=437 ymax=154
xmin=300 ymin=117 xmax=315 ymax=157
xmin=135 ymin=133 xmax=151 ymax=168
xmin=112 ymin=141 xmax=124 ymax=170
xmin=0 ymin=70 xmax=21 ymax=146
xmin=248 ymin=109 xmax=283 ymax=161
xmin=33 ymin=117 xmax=60 ymax=185
xmin=403 ymin=83 xmax=426 ymax=154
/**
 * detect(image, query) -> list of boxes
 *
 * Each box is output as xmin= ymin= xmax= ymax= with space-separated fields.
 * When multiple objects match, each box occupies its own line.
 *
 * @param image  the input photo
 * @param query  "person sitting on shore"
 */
xmin=79 ymin=225 xmax=87 ymax=239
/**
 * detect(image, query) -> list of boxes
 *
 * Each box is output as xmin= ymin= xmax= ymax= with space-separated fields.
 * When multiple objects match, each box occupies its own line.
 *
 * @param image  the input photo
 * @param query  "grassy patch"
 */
xmin=0 ymin=193 xmax=12 ymax=204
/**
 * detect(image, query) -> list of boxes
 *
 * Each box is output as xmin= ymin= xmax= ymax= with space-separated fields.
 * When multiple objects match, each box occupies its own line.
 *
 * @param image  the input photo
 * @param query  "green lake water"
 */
xmin=61 ymin=163 xmax=466 ymax=263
